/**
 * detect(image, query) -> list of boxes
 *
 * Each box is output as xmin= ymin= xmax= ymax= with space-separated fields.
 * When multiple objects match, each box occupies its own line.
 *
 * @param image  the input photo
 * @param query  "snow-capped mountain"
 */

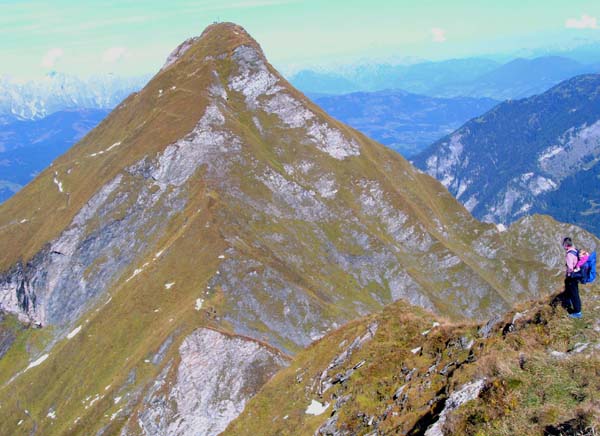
xmin=0 ymin=72 xmax=149 ymax=120
xmin=413 ymin=74 xmax=600 ymax=235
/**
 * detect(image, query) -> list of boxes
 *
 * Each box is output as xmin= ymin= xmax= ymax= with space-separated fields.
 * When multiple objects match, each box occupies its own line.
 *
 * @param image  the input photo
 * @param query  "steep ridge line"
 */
xmin=0 ymin=22 xmax=598 ymax=436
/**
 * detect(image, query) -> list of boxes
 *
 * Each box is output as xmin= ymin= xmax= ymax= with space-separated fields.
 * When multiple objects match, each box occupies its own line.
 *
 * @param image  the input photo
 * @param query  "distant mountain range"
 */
xmin=433 ymin=56 xmax=597 ymax=99
xmin=1 ymin=23 xmax=592 ymax=436
xmin=311 ymin=90 xmax=498 ymax=156
xmin=0 ymin=72 xmax=147 ymax=120
xmin=0 ymin=87 xmax=497 ymax=204
xmin=291 ymin=58 xmax=499 ymax=95
xmin=413 ymin=74 xmax=600 ymax=236
xmin=0 ymin=109 xmax=108 ymax=202
xmin=291 ymin=56 xmax=600 ymax=100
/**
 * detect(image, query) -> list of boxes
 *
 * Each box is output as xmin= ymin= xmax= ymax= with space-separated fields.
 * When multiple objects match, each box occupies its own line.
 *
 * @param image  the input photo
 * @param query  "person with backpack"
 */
xmin=563 ymin=237 xmax=583 ymax=319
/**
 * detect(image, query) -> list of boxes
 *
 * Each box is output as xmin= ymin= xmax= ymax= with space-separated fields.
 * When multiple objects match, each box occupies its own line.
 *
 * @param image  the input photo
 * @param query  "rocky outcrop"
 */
xmin=424 ymin=379 xmax=486 ymax=436
xmin=126 ymin=328 xmax=288 ymax=436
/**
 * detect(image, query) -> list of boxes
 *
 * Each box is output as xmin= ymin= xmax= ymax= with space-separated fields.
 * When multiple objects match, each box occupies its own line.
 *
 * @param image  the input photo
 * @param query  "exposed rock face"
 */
xmin=0 ymin=164 xmax=186 ymax=326
xmin=227 ymin=286 xmax=600 ymax=436
xmin=0 ymin=22 xmax=598 ymax=436
xmin=424 ymin=379 xmax=486 ymax=436
xmin=126 ymin=328 xmax=287 ymax=436
xmin=414 ymin=74 xmax=600 ymax=235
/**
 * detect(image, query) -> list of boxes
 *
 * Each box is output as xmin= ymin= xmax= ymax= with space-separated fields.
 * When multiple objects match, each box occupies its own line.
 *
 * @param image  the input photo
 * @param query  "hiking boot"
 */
xmin=569 ymin=312 xmax=583 ymax=319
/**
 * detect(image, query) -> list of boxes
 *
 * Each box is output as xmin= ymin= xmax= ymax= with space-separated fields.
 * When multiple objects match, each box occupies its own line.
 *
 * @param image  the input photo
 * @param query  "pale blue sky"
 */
xmin=1 ymin=0 xmax=600 ymax=80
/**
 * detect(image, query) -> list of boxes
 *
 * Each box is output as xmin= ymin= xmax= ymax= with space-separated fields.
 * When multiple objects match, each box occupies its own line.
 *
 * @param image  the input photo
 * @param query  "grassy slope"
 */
xmin=227 ymin=283 xmax=600 ymax=435
xmin=0 ymin=177 xmax=232 ymax=435
xmin=0 ymin=23 xmax=598 ymax=436
xmin=0 ymin=24 xmax=263 ymax=271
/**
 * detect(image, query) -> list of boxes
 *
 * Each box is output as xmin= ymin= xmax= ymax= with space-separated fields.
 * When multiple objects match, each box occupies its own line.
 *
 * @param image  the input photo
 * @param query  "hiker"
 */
xmin=563 ymin=237 xmax=582 ymax=319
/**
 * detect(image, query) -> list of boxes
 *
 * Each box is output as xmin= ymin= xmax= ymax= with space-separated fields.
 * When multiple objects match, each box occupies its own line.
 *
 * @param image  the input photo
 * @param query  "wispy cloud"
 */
xmin=102 ymin=47 xmax=127 ymax=63
xmin=179 ymin=0 xmax=300 ymax=13
xmin=41 ymin=48 xmax=63 ymax=68
xmin=431 ymin=27 xmax=446 ymax=43
xmin=565 ymin=14 xmax=598 ymax=29
xmin=224 ymin=0 xmax=299 ymax=7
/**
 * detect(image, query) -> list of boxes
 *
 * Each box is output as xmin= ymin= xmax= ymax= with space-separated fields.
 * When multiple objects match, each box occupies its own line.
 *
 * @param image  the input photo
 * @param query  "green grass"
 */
xmin=227 ymin=285 xmax=600 ymax=436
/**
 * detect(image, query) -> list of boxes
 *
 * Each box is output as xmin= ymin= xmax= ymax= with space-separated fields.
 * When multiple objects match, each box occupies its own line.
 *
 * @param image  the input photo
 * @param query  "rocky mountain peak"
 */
xmin=0 ymin=23 xmax=598 ymax=436
xmin=161 ymin=22 xmax=265 ymax=72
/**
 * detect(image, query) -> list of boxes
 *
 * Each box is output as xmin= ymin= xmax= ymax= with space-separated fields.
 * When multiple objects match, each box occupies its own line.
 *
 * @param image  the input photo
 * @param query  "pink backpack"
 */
xmin=576 ymin=253 xmax=590 ymax=269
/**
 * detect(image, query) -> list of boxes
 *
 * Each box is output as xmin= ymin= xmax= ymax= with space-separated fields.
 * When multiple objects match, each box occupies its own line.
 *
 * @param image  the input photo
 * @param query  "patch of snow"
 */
xmin=496 ymin=223 xmax=507 ymax=232
xmin=17 ymin=420 xmax=23 ymax=426
xmin=165 ymin=282 xmax=175 ymax=290
xmin=218 ymin=255 xmax=225 ymax=259
xmin=411 ymin=346 xmax=421 ymax=354
xmin=67 ymin=325 xmax=82 ymax=339
xmin=47 ymin=409 xmax=56 ymax=419
xmin=19 ymin=219 xmax=29 ymax=224
xmin=53 ymin=172 xmax=64 ymax=193
xmin=111 ymin=408 xmax=122 ymax=421
xmin=520 ymin=172 xmax=534 ymax=182
xmin=86 ymin=394 xmax=102 ymax=409
xmin=310 ymin=331 xmax=325 ymax=341
xmin=114 ymin=396 xmax=122 ymax=404
xmin=530 ymin=176 xmax=557 ymax=196
xmin=195 ymin=298 xmax=204 ymax=311
xmin=105 ymin=141 xmax=121 ymax=152
xmin=305 ymin=399 xmax=329 ymax=416
xmin=126 ymin=268 xmax=143 ymax=283
xmin=89 ymin=141 xmax=121 ymax=158
xmin=538 ymin=145 xmax=564 ymax=163
xmin=110 ymin=409 xmax=122 ymax=421
xmin=25 ymin=353 xmax=49 ymax=371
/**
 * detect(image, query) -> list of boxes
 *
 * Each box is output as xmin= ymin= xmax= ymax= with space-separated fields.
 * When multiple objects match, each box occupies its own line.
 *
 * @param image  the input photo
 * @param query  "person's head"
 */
xmin=563 ymin=237 xmax=573 ymax=250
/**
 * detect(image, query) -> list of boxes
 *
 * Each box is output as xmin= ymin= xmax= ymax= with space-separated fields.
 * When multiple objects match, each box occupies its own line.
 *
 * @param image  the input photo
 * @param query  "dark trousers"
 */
xmin=564 ymin=277 xmax=582 ymax=314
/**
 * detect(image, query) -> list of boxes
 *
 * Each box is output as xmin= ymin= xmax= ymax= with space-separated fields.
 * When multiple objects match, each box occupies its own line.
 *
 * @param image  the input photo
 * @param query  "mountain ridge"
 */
xmin=227 ymin=285 xmax=600 ymax=435
xmin=0 ymin=22 xmax=597 ymax=436
xmin=311 ymin=90 xmax=498 ymax=156
xmin=413 ymin=73 xmax=600 ymax=235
